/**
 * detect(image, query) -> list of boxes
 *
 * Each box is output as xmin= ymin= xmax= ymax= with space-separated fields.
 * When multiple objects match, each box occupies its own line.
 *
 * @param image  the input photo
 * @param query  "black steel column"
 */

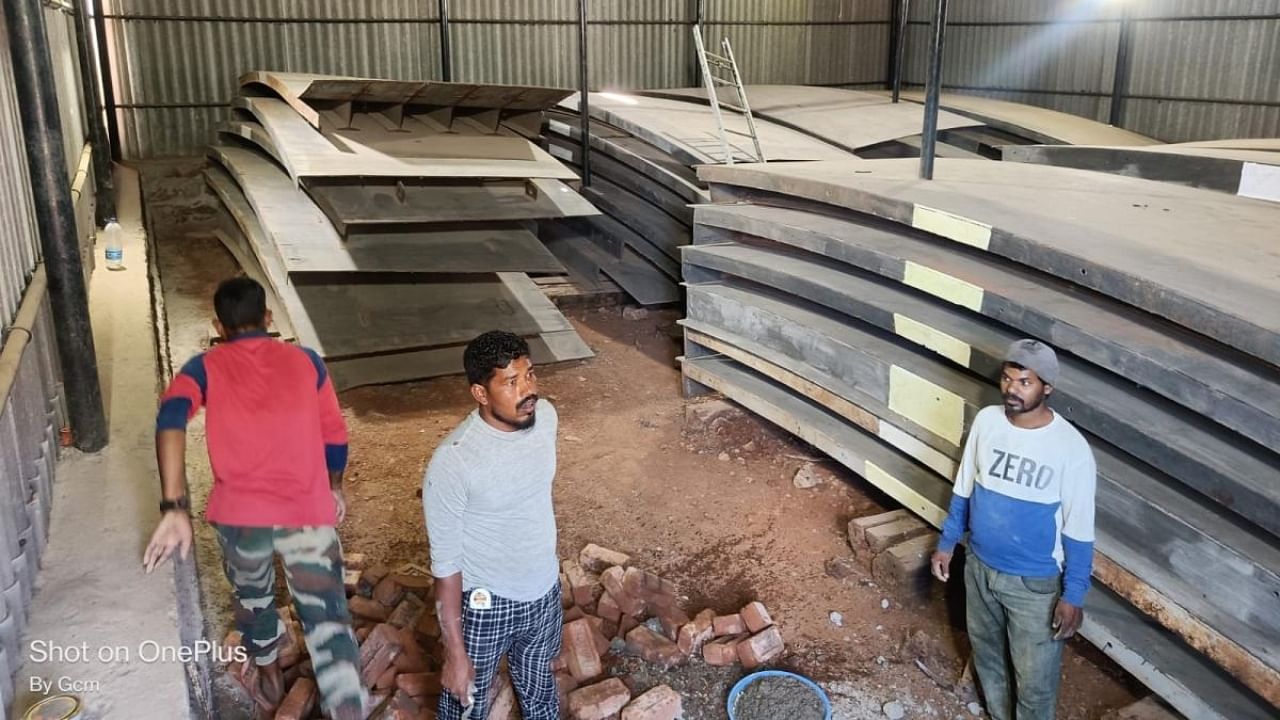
xmin=918 ymin=0 xmax=948 ymax=180
xmin=690 ymin=0 xmax=705 ymax=88
xmin=73 ymin=0 xmax=115 ymax=223
xmin=891 ymin=0 xmax=911 ymax=102
xmin=437 ymin=0 xmax=452 ymax=81
xmin=1109 ymin=5 xmax=1133 ymax=127
xmin=577 ymin=0 xmax=591 ymax=186
xmin=4 ymin=0 xmax=108 ymax=451
xmin=89 ymin=0 xmax=119 ymax=160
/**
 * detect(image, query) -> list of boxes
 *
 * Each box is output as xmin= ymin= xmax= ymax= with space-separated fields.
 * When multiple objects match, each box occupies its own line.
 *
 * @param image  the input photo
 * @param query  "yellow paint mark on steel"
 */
xmin=888 ymin=365 xmax=965 ymax=446
xmin=864 ymin=462 xmax=947 ymax=528
xmin=911 ymin=204 xmax=992 ymax=250
xmin=903 ymin=262 xmax=984 ymax=312
xmin=894 ymin=314 xmax=973 ymax=368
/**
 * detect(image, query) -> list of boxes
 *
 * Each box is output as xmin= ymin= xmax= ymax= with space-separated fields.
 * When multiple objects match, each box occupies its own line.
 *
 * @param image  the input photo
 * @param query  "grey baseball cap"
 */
xmin=1004 ymin=339 xmax=1059 ymax=386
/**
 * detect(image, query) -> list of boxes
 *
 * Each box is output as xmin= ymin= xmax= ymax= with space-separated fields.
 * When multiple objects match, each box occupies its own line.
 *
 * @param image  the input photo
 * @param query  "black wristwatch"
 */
xmin=159 ymin=496 xmax=190 ymax=514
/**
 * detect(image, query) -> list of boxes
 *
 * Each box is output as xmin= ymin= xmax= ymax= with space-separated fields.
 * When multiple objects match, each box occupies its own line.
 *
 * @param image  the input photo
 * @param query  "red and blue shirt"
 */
xmin=156 ymin=332 xmax=348 ymax=527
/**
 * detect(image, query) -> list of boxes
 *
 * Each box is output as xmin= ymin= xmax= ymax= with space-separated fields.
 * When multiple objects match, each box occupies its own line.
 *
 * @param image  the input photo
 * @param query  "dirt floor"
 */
xmin=141 ymin=159 xmax=1141 ymax=719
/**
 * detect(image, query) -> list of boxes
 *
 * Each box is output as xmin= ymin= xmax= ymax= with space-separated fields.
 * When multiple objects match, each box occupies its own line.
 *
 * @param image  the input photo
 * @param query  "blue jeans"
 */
xmin=965 ymin=553 xmax=1065 ymax=720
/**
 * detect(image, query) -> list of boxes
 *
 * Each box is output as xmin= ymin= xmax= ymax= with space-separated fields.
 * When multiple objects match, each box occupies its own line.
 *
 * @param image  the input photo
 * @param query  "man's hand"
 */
xmin=930 ymin=550 xmax=953 ymax=582
xmin=143 ymin=511 xmax=193 ymax=573
xmin=441 ymin=650 xmax=476 ymax=706
xmin=332 ymin=489 xmax=347 ymax=524
xmin=1052 ymin=599 xmax=1083 ymax=640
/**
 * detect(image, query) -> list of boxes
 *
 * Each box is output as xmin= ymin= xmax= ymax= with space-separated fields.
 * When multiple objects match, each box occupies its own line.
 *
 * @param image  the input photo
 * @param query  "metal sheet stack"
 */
xmin=205 ymin=71 xmax=597 ymax=389
xmin=679 ymin=158 xmax=1280 ymax=719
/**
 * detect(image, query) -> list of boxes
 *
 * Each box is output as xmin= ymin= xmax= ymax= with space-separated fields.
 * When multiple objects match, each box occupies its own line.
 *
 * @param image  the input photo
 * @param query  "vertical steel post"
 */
xmin=437 ymin=0 xmax=452 ymax=81
xmin=577 ymin=0 xmax=592 ymax=185
xmin=918 ymin=0 xmax=948 ymax=180
xmin=1109 ymin=5 xmax=1133 ymax=127
xmin=73 ymin=0 xmax=115 ymax=223
xmin=891 ymin=0 xmax=911 ymax=102
xmin=90 ymin=0 xmax=120 ymax=160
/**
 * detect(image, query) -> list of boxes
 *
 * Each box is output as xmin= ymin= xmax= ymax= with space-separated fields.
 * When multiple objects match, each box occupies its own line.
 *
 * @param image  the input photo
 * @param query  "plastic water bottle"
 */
xmin=103 ymin=220 xmax=124 ymax=270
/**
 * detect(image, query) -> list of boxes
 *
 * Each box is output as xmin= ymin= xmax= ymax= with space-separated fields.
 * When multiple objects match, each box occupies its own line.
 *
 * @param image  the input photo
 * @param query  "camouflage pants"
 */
xmin=214 ymin=524 xmax=366 ymax=718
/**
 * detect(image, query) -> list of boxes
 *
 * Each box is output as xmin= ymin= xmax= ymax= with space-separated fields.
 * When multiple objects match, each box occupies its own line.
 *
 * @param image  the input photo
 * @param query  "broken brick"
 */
xmin=677 ymin=609 xmax=715 ymax=655
xmin=825 ymin=556 xmax=862 ymax=580
xmin=389 ymin=690 xmax=424 ymax=720
xmin=389 ymin=573 xmax=435 ymax=600
xmin=375 ymin=664 xmax=398 ymax=691
xmin=848 ymin=510 xmax=912 ymax=553
xmin=374 ymin=576 xmax=407 ymax=608
xmin=278 ymin=618 xmax=304 ymax=669
xmin=596 ymin=591 xmax=624 ymax=625
xmin=274 ymin=677 xmax=317 ymax=720
xmin=555 ymin=670 xmax=579 ymax=709
xmin=388 ymin=593 xmax=428 ymax=630
xmin=621 ymin=684 xmax=682 ymax=720
xmin=562 ymin=618 xmax=604 ymax=681
xmin=600 ymin=568 xmax=646 ymax=617
xmin=359 ymin=625 xmax=403 ymax=687
xmin=865 ymin=516 xmax=933 ymax=554
xmin=871 ymin=532 xmax=938 ymax=600
xmin=396 ymin=671 xmax=442 ymax=698
xmin=415 ymin=609 xmax=441 ymax=638
xmin=586 ymin=618 xmax=611 ymax=657
xmin=356 ymin=626 xmax=372 ymax=643
xmin=618 ymin=615 xmax=640 ymax=639
xmin=622 ymin=567 xmax=677 ymax=611
xmin=561 ymin=574 xmax=574 ymax=608
xmin=712 ymin=613 xmax=745 ymax=637
xmin=359 ymin=563 xmax=391 ymax=597
xmin=737 ymin=625 xmax=784 ymax=669
xmin=567 ymin=678 xmax=631 ymax=720
xmin=350 ymin=596 xmax=391 ymax=622
xmin=563 ymin=560 xmax=602 ymax=608
xmin=579 ymin=544 xmax=631 ymax=573
xmin=343 ymin=568 xmax=362 ymax=595
xmin=564 ymin=605 xmax=586 ymax=623
xmin=343 ymin=552 xmax=368 ymax=571
xmin=656 ymin=606 xmax=690 ymax=642
xmin=702 ymin=634 xmax=745 ymax=666
xmin=624 ymin=626 xmax=685 ymax=668
xmin=392 ymin=626 xmax=429 ymax=673
xmin=741 ymin=602 xmax=773 ymax=633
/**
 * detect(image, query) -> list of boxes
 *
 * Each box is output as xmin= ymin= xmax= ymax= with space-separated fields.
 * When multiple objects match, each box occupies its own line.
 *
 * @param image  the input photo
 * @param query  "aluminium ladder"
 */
xmin=692 ymin=25 xmax=766 ymax=165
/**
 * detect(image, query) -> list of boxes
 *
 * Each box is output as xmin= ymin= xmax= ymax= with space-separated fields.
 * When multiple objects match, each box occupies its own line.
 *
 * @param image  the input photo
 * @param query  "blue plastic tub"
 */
xmin=727 ymin=669 xmax=833 ymax=720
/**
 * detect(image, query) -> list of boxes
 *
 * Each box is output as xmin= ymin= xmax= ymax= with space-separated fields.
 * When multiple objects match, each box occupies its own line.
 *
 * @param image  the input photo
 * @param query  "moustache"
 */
xmin=1004 ymin=395 xmax=1023 ymax=405
xmin=517 ymin=394 xmax=539 ymax=411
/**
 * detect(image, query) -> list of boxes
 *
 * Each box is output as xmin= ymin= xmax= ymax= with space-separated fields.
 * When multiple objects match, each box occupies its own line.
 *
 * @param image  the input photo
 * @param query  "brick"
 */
xmin=564 ymin=605 xmax=587 ymax=623
xmin=360 ymin=625 xmax=403 ymax=687
xmin=351 ymin=595 xmax=391 ymax=622
xmin=562 ymin=618 xmax=604 ymax=681
xmin=221 ymin=630 xmax=243 ymax=667
xmin=374 ymin=577 xmax=407 ymax=608
xmin=356 ymin=626 xmax=372 ymax=643
xmin=702 ymin=635 xmax=744 ymax=666
xmin=561 ymin=574 xmax=574 ymax=608
xmin=712 ymin=613 xmax=745 ymax=637
xmin=359 ymin=563 xmax=391 ymax=597
xmin=618 ymin=615 xmax=640 ymax=639
xmin=393 ymin=627 xmax=429 ymax=673
xmin=624 ymin=626 xmax=685 ymax=668
xmin=278 ymin=618 xmax=305 ymax=668
xmin=563 ymin=560 xmax=602 ymax=608
xmin=740 ymin=602 xmax=773 ymax=633
xmin=389 ymin=689 xmax=424 ymax=720
xmin=390 ymin=573 xmax=436 ymax=597
xmin=579 ymin=544 xmax=631 ymax=573
xmin=488 ymin=672 xmax=518 ymax=720
xmin=622 ymin=567 xmax=677 ymax=611
xmin=737 ymin=626 xmax=784 ymax=669
xmin=676 ymin=609 xmax=715 ymax=655
xmin=388 ymin=593 xmax=428 ymax=629
xmin=596 ymin=592 xmax=623 ymax=624
xmin=344 ymin=552 xmax=368 ymax=571
xmin=396 ymin=672 xmax=442 ymax=698
xmin=567 ymin=678 xmax=631 ymax=720
xmin=416 ymin=609 xmax=441 ymax=638
xmin=600 ymin=568 xmax=646 ymax=617
xmin=555 ymin=670 xmax=579 ymax=710
xmin=274 ymin=677 xmax=317 ymax=720
xmin=585 ymin=617 xmax=611 ymax=656
xmin=344 ymin=568 xmax=362 ymax=595
xmin=376 ymin=664 xmax=399 ymax=691
xmin=865 ymin=516 xmax=933 ymax=554
xmin=848 ymin=510 xmax=912 ymax=552
xmin=656 ymin=606 xmax=690 ymax=642
xmin=621 ymin=684 xmax=682 ymax=720
xmin=871 ymin=532 xmax=938 ymax=599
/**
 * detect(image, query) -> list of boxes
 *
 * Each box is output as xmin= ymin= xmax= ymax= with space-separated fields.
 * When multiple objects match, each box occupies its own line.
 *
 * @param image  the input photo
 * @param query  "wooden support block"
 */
xmin=849 ymin=510 xmax=912 ymax=553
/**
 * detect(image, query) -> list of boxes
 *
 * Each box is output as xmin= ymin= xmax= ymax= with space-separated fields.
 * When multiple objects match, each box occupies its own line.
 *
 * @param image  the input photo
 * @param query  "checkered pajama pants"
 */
xmin=437 ymin=583 xmax=564 ymax=720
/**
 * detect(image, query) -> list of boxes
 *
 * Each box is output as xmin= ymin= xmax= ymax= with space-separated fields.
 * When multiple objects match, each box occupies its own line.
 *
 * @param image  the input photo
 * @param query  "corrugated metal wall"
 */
xmin=101 ymin=0 xmax=895 ymax=158
xmin=902 ymin=0 xmax=1280 ymax=142
xmin=0 ymin=9 xmax=43 ymax=334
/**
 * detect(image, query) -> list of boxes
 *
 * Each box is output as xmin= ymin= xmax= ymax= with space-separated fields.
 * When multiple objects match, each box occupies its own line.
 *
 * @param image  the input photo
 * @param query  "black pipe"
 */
xmin=73 ymin=0 xmax=115 ymax=223
xmin=90 ymin=0 xmax=120 ymax=160
xmin=891 ymin=0 xmax=910 ymax=102
xmin=437 ymin=0 xmax=452 ymax=81
xmin=577 ymin=0 xmax=591 ymax=186
xmin=690 ymin=0 xmax=705 ymax=88
xmin=918 ymin=0 xmax=948 ymax=180
xmin=1109 ymin=5 xmax=1133 ymax=127
xmin=4 ymin=0 xmax=108 ymax=451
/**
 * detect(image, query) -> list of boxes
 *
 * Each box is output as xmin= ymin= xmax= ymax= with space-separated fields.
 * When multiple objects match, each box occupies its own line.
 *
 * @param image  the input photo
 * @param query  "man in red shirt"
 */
xmin=143 ymin=277 xmax=365 ymax=719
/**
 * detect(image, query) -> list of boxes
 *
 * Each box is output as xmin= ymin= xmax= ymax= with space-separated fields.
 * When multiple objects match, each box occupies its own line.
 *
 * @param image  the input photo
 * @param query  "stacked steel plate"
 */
xmin=205 ymin=71 xmax=598 ymax=389
xmin=680 ymin=157 xmax=1280 ymax=719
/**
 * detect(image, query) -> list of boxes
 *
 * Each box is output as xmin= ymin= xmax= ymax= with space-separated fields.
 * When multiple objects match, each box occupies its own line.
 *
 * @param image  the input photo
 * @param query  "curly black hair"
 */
xmin=464 ymin=330 xmax=531 ymax=386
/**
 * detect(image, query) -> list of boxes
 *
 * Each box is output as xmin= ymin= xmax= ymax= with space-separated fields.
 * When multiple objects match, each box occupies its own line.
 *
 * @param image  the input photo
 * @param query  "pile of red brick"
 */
xmin=554 ymin=544 xmax=784 ymax=720
xmin=220 ymin=545 xmax=785 ymax=720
